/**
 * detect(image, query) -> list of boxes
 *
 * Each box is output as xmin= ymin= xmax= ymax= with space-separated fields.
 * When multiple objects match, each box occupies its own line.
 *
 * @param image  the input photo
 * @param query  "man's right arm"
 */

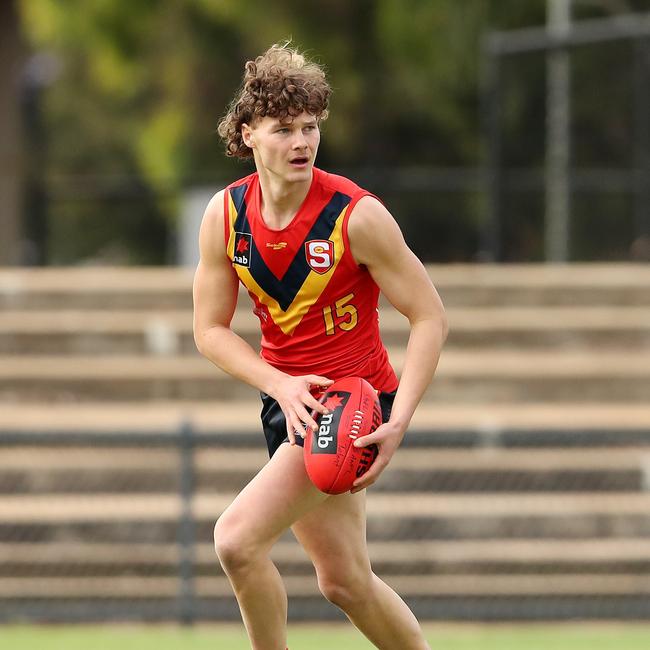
xmin=192 ymin=190 xmax=332 ymax=442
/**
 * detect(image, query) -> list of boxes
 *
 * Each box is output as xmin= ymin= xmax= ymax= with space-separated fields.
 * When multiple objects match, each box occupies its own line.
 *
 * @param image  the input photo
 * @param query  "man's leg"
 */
xmin=291 ymin=490 xmax=430 ymax=650
xmin=214 ymin=441 xmax=327 ymax=650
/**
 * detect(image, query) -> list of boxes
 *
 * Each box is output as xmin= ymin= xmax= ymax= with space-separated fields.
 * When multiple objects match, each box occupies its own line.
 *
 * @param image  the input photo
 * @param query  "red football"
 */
xmin=304 ymin=376 xmax=382 ymax=494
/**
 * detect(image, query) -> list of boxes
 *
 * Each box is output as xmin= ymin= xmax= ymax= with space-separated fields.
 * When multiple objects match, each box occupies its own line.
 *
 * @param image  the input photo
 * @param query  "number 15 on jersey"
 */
xmin=322 ymin=293 xmax=358 ymax=336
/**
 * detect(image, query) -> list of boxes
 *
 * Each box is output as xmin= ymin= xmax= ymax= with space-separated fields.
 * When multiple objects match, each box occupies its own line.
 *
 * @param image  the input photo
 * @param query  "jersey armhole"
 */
xmin=223 ymin=189 xmax=231 ymax=250
xmin=342 ymin=191 xmax=383 ymax=266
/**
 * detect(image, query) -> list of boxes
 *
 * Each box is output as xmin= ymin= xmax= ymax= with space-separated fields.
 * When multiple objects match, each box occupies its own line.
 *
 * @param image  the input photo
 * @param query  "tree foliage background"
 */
xmin=16 ymin=0 xmax=650 ymax=264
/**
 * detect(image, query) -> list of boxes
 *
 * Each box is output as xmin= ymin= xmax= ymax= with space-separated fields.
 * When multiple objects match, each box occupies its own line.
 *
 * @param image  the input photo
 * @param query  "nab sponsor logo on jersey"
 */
xmin=311 ymin=391 xmax=351 ymax=455
xmin=305 ymin=239 xmax=335 ymax=274
xmin=233 ymin=232 xmax=252 ymax=267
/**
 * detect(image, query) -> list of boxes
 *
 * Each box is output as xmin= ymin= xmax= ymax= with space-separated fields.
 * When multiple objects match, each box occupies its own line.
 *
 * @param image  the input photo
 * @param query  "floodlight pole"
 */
xmin=546 ymin=0 xmax=572 ymax=262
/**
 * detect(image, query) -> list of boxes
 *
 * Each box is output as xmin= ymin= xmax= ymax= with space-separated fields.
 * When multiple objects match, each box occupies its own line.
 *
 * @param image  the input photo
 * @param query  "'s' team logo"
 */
xmin=305 ymin=239 xmax=334 ymax=274
xmin=311 ymin=391 xmax=351 ymax=455
xmin=233 ymin=232 xmax=252 ymax=267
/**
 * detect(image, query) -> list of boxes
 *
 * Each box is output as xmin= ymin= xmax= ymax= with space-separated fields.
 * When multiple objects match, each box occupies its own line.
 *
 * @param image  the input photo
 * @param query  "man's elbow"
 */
xmin=439 ymin=309 xmax=450 ymax=343
xmin=409 ymin=305 xmax=449 ymax=343
xmin=193 ymin=324 xmax=215 ymax=357
xmin=194 ymin=322 xmax=230 ymax=357
xmin=193 ymin=328 xmax=206 ymax=356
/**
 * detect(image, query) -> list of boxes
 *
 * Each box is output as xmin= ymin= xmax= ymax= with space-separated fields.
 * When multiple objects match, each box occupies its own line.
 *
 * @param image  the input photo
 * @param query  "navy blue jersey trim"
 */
xmin=229 ymin=184 xmax=249 ymax=223
xmin=231 ymin=189 xmax=351 ymax=311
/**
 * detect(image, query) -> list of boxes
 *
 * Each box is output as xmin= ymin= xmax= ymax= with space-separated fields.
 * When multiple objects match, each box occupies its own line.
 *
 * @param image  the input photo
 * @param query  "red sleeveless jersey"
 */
xmin=223 ymin=167 xmax=398 ymax=392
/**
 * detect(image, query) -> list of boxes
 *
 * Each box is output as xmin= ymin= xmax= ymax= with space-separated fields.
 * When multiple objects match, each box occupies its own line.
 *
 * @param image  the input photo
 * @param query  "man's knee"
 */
xmin=318 ymin=570 xmax=373 ymax=610
xmin=213 ymin=515 xmax=257 ymax=574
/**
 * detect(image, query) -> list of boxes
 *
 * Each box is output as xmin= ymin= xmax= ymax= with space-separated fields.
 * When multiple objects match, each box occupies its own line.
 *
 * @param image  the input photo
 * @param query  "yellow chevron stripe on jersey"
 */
xmin=226 ymin=193 xmax=237 ymax=259
xmin=236 ymin=206 xmax=347 ymax=336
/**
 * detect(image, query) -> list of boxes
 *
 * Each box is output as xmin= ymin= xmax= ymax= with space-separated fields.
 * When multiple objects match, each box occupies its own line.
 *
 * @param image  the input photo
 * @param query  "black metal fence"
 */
xmin=3 ymin=422 xmax=650 ymax=623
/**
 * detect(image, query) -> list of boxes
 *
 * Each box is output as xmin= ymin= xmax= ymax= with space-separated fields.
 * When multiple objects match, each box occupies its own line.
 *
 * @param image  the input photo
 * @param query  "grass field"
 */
xmin=4 ymin=623 xmax=650 ymax=650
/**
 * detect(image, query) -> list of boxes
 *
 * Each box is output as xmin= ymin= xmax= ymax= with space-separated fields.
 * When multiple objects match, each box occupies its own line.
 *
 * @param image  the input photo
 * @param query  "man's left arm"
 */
xmin=347 ymin=196 xmax=449 ymax=493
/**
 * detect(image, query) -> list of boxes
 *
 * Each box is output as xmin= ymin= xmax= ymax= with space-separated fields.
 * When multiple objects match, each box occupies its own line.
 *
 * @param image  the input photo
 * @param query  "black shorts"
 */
xmin=260 ymin=390 xmax=397 ymax=458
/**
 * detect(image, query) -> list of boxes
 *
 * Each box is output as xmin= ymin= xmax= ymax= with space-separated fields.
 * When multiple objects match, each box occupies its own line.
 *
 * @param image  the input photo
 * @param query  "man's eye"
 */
xmin=277 ymin=128 xmax=289 ymax=134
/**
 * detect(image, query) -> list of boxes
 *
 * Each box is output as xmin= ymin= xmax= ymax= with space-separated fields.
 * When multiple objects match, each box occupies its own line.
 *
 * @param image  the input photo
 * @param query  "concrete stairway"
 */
xmin=0 ymin=264 xmax=649 ymax=622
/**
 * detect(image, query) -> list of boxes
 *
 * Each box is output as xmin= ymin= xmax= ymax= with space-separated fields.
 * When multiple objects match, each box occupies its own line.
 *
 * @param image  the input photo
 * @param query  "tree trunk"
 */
xmin=0 ymin=0 xmax=25 ymax=265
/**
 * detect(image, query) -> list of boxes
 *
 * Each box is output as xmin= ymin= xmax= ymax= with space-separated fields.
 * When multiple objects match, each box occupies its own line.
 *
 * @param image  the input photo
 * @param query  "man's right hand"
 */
xmin=271 ymin=374 xmax=334 ymax=445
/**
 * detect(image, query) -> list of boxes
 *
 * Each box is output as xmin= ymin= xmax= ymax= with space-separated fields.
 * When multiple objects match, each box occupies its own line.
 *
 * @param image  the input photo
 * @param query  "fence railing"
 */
xmin=3 ymin=422 xmax=650 ymax=623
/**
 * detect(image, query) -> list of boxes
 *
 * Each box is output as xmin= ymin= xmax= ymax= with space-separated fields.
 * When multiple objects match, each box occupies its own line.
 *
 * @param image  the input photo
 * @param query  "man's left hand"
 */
xmin=350 ymin=421 xmax=405 ymax=494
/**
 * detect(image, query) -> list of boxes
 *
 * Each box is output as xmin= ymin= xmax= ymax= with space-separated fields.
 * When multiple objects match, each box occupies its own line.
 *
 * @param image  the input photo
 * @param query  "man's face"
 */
xmin=242 ymin=113 xmax=320 ymax=183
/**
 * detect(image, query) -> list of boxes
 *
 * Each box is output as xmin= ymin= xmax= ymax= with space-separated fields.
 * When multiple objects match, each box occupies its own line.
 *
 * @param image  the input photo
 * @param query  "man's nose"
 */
xmin=292 ymin=131 xmax=308 ymax=148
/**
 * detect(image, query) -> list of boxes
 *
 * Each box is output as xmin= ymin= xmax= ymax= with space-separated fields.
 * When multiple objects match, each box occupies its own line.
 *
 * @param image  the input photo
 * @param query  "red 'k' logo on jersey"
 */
xmin=305 ymin=240 xmax=334 ymax=274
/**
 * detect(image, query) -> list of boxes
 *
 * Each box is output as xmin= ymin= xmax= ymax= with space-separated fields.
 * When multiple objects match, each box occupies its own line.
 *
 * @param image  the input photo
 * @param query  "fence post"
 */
xmin=178 ymin=418 xmax=196 ymax=625
xmin=634 ymin=37 xmax=650 ymax=251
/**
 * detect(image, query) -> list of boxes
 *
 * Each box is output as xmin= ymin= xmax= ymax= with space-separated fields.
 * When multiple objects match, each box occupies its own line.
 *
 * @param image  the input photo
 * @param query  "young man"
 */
xmin=193 ymin=43 xmax=447 ymax=650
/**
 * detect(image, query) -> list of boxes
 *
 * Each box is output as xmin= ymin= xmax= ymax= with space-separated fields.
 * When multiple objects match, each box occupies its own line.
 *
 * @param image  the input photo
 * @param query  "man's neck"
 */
xmin=257 ymin=167 xmax=313 ymax=230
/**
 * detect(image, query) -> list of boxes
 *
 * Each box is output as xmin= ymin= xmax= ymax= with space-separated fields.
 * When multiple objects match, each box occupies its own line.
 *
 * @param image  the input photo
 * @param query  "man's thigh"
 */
xmin=216 ymin=441 xmax=328 ymax=551
xmin=290 ymin=490 xmax=372 ymax=577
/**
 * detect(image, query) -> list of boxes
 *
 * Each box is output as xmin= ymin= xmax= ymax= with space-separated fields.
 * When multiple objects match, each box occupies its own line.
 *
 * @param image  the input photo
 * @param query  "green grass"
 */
xmin=3 ymin=623 xmax=650 ymax=650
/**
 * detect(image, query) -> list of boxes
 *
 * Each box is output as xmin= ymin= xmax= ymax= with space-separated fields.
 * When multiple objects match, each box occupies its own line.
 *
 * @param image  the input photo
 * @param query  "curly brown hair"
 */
xmin=218 ymin=43 xmax=331 ymax=159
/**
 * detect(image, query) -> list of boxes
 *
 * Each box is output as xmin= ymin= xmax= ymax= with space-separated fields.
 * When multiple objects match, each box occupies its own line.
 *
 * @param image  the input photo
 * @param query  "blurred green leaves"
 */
xmin=20 ymin=0 xmax=517 ymax=189
xmin=16 ymin=0 xmax=648 ymax=263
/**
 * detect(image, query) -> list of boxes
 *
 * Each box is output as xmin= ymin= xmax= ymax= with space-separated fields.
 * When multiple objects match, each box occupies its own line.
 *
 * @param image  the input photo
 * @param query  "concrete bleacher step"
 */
xmin=4 ymin=511 xmax=648 ymax=545
xmin=0 ymin=268 xmax=195 ymax=311
xmin=0 ymin=263 xmax=648 ymax=620
xmin=2 ymin=306 xmax=649 ymax=354
xmin=0 ymin=467 xmax=641 ymax=494
xmin=4 ymin=491 xmax=650 ymax=521
xmin=2 ymin=446 xmax=650 ymax=471
xmin=2 ymin=265 xmax=649 ymax=310
xmin=2 ymin=573 xmax=650 ymax=600
xmin=1 ymin=447 xmax=649 ymax=494
xmin=1 ymin=401 xmax=649 ymax=442
xmin=1 ymin=350 xmax=649 ymax=402
xmin=4 ymin=539 xmax=650 ymax=576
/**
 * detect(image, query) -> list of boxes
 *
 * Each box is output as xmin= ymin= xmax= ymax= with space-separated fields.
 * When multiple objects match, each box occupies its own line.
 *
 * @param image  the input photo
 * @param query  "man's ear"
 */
xmin=241 ymin=123 xmax=254 ymax=149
